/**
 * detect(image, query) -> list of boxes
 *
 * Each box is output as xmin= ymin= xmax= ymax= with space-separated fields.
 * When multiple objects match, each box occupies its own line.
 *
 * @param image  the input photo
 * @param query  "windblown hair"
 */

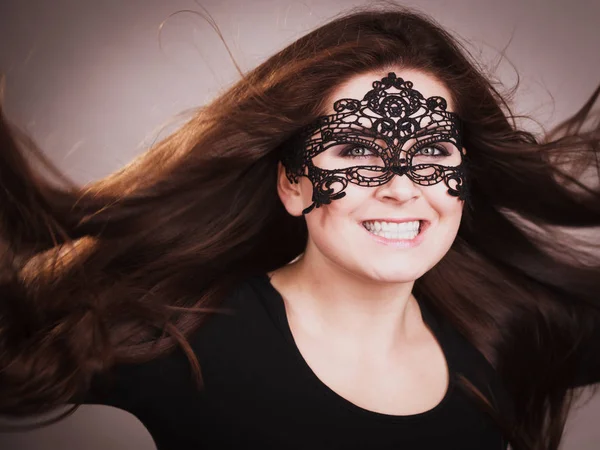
xmin=1 ymin=6 xmax=599 ymax=449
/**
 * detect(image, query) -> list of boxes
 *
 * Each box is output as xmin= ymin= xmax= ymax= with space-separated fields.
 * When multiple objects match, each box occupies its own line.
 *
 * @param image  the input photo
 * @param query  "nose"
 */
xmin=375 ymin=169 xmax=421 ymax=203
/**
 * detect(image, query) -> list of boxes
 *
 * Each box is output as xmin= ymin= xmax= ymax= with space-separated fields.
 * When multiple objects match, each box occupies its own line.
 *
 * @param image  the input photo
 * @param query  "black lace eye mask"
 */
xmin=281 ymin=72 xmax=469 ymax=215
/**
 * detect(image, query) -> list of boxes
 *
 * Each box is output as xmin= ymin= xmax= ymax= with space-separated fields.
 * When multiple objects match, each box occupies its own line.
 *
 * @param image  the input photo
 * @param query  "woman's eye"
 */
xmin=342 ymin=146 xmax=373 ymax=157
xmin=417 ymin=146 xmax=445 ymax=157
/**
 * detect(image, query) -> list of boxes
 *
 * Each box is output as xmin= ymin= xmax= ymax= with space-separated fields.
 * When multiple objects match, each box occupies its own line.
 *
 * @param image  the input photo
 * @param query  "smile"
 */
xmin=361 ymin=219 xmax=428 ymax=246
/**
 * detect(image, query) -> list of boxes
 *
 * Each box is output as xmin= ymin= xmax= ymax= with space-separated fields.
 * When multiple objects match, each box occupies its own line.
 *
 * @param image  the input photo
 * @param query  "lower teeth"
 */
xmin=373 ymin=232 xmax=417 ymax=239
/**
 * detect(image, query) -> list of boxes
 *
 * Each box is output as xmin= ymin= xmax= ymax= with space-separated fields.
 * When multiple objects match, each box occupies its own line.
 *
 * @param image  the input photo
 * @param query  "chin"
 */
xmin=360 ymin=267 xmax=428 ymax=284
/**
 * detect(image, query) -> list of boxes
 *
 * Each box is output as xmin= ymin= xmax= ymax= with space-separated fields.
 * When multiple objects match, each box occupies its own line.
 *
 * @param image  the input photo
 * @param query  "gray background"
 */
xmin=0 ymin=0 xmax=598 ymax=449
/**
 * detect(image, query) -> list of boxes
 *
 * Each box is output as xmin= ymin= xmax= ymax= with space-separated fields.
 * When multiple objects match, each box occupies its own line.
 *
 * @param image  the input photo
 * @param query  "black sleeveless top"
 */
xmin=84 ymin=273 xmax=598 ymax=450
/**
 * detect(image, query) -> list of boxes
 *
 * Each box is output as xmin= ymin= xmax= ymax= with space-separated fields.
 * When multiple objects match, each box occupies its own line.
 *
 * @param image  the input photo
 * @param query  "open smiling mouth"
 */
xmin=361 ymin=220 xmax=429 ymax=241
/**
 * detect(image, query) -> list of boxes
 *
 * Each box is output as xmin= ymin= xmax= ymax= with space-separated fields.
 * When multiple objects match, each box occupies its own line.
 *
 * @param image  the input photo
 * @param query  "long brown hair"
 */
xmin=1 ymin=6 xmax=599 ymax=449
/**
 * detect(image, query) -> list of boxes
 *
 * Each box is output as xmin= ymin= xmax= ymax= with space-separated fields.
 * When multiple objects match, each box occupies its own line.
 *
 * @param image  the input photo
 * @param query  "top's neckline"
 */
xmin=252 ymin=272 xmax=455 ymax=423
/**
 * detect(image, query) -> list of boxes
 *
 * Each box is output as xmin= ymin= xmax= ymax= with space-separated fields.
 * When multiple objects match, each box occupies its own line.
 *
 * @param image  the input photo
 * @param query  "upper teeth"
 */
xmin=363 ymin=220 xmax=421 ymax=239
xmin=364 ymin=220 xmax=420 ymax=232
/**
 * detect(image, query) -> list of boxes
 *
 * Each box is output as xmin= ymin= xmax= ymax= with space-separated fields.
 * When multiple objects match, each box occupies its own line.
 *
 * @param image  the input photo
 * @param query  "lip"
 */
xmin=360 ymin=219 xmax=430 ymax=248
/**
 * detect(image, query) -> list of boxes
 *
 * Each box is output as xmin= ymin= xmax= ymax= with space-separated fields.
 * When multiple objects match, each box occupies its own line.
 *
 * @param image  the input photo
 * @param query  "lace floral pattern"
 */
xmin=282 ymin=73 xmax=469 ymax=214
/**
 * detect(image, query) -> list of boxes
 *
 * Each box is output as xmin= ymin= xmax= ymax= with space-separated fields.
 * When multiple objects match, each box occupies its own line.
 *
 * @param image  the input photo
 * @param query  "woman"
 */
xmin=1 ymin=6 xmax=599 ymax=450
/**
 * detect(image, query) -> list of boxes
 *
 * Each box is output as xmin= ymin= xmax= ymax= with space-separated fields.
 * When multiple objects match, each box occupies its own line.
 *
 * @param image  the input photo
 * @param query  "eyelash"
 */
xmin=339 ymin=144 xmax=450 ymax=158
xmin=339 ymin=145 xmax=377 ymax=159
xmin=414 ymin=145 xmax=450 ymax=158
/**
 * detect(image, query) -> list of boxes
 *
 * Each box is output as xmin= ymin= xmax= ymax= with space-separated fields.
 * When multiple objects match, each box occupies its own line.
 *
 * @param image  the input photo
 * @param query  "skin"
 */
xmin=268 ymin=68 xmax=464 ymax=415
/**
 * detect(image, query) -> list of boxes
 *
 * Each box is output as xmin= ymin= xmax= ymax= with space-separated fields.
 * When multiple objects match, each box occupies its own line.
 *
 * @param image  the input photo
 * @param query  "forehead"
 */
xmin=323 ymin=69 xmax=456 ymax=114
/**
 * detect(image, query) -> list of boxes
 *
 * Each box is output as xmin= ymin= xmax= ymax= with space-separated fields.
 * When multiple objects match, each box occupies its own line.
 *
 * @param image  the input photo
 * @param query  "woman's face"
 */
xmin=281 ymin=69 xmax=465 ymax=283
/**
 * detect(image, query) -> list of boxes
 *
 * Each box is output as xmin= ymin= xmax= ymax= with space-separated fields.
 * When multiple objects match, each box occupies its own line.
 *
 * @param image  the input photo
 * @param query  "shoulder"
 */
xmin=202 ymin=273 xmax=283 ymax=332
xmin=82 ymin=273 xmax=281 ymax=408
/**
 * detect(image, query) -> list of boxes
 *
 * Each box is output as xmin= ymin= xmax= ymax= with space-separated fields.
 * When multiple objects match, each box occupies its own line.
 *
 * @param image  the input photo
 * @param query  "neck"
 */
xmin=269 ymin=246 xmax=423 ymax=355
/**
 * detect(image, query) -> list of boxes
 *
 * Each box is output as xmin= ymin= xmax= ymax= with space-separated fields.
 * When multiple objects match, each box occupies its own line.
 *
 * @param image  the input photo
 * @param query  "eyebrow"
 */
xmin=309 ymin=118 xmax=460 ymax=138
xmin=410 ymin=119 xmax=461 ymax=136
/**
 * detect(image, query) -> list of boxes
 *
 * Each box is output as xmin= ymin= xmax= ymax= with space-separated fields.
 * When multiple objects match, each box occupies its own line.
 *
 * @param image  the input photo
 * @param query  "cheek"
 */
xmin=300 ymin=179 xmax=369 ymax=215
xmin=303 ymin=184 xmax=368 ymax=250
xmin=305 ymin=185 xmax=365 ymax=227
xmin=428 ymin=186 xmax=464 ymax=219
xmin=423 ymin=186 xmax=464 ymax=243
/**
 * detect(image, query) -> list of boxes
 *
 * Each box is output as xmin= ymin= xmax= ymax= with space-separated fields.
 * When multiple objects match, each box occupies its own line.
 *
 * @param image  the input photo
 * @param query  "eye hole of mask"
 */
xmin=311 ymin=138 xmax=462 ymax=171
xmin=311 ymin=140 xmax=386 ymax=171
xmin=409 ymin=140 xmax=462 ymax=166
